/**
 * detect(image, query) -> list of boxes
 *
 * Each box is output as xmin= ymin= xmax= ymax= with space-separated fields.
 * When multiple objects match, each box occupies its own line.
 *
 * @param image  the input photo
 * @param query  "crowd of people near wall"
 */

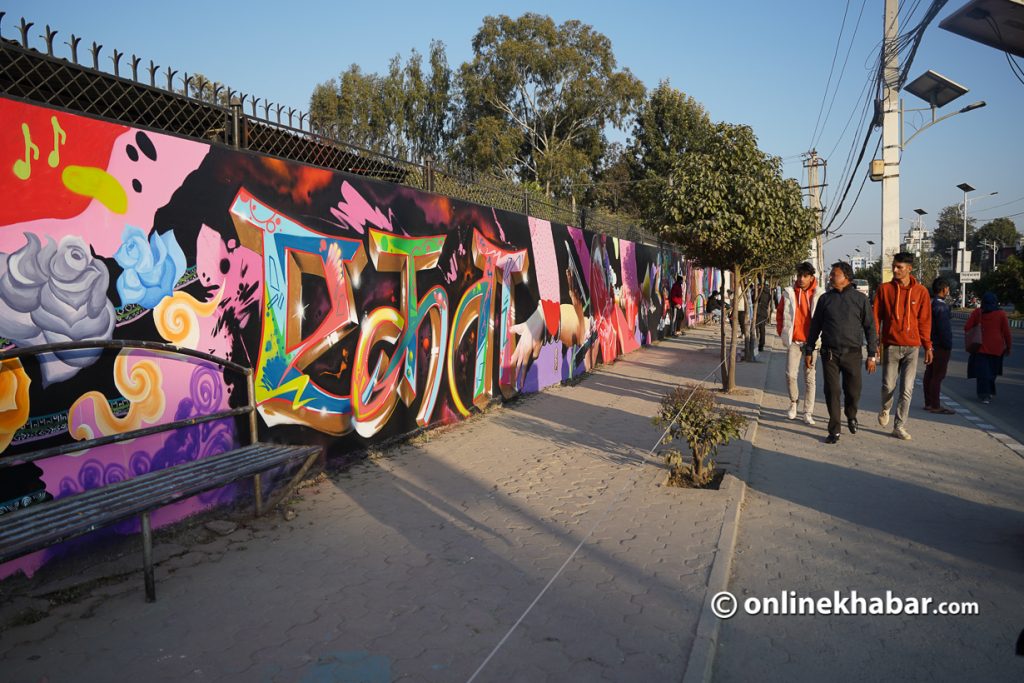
xmin=709 ymin=253 xmax=1015 ymax=445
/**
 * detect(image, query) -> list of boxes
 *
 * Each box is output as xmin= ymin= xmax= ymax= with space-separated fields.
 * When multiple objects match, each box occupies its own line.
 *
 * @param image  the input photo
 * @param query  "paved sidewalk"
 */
xmin=714 ymin=336 xmax=1024 ymax=681
xmin=0 ymin=325 xmax=766 ymax=683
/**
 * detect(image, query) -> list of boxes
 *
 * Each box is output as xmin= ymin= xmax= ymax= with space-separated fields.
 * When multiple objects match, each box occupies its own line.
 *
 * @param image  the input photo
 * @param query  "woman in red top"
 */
xmin=965 ymin=292 xmax=1013 ymax=404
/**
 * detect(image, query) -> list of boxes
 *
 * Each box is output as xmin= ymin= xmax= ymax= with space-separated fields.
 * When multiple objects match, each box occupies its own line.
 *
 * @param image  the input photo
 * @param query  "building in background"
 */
xmin=902 ymin=226 xmax=934 ymax=262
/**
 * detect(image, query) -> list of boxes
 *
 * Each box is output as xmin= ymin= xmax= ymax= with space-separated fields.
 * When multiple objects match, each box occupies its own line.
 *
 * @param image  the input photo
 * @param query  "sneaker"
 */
xmin=892 ymin=427 xmax=912 ymax=440
xmin=878 ymin=410 xmax=890 ymax=427
xmin=787 ymin=402 xmax=798 ymax=420
xmin=803 ymin=414 xmax=816 ymax=426
xmin=981 ymin=396 xmax=992 ymax=404
xmin=847 ymin=417 xmax=858 ymax=434
xmin=825 ymin=433 xmax=840 ymax=444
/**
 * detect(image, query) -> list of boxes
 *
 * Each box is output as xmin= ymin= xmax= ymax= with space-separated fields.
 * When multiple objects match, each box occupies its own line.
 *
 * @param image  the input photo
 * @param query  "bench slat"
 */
xmin=0 ymin=443 xmax=320 ymax=564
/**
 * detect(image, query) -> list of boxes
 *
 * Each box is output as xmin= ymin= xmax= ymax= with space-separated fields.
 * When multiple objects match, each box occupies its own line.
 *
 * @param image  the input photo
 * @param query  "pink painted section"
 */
xmin=1 ymin=129 xmax=208 ymax=257
xmin=195 ymin=225 xmax=264 ymax=363
xmin=527 ymin=217 xmax=559 ymax=303
xmin=328 ymin=181 xmax=395 ymax=234
xmin=567 ymin=226 xmax=591 ymax=291
xmin=620 ymin=240 xmax=641 ymax=332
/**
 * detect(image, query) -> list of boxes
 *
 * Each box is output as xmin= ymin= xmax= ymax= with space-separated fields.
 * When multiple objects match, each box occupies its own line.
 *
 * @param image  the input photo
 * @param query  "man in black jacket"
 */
xmin=804 ymin=261 xmax=879 ymax=443
xmin=922 ymin=277 xmax=954 ymax=414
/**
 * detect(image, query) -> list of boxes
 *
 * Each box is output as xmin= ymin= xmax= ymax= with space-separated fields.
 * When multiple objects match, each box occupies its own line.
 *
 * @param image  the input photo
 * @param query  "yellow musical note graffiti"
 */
xmin=48 ymin=116 xmax=66 ymax=168
xmin=12 ymin=123 xmax=39 ymax=181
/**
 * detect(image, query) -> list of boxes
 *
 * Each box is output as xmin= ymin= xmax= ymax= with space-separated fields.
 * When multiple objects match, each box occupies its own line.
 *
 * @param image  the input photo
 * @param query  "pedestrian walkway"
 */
xmin=714 ymin=336 xmax=1024 ymax=681
xmin=0 ymin=325 xmax=765 ymax=683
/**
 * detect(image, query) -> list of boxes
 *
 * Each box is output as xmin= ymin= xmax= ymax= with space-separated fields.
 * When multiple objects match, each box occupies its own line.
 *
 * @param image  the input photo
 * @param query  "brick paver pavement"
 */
xmin=714 ymin=337 xmax=1024 ymax=682
xmin=1 ymin=325 xmax=765 ymax=683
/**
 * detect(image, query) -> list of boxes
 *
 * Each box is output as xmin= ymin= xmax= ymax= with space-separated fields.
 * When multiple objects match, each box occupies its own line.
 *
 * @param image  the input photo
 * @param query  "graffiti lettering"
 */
xmin=229 ymin=189 xmax=366 ymax=435
xmin=447 ymin=229 xmax=529 ymax=415
xmin=352 ymin=229 xmax=448 ymax=437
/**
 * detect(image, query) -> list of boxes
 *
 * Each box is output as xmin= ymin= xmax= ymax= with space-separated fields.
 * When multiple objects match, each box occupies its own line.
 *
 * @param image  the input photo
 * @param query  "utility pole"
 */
xmin=880 ymin=0 xmax=900 ymax=283
xmin=803 ymin=150 xmax=826 ymax=274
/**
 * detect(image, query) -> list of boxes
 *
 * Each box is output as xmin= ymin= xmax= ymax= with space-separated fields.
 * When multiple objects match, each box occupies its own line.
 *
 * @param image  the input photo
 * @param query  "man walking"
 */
xmin=873 ymin=252 xmax=933 ymax=440
xmin=776 ymin=262 xmax=823 ymax=425
xmin=923 ymin=277 xmax=955 ymax=414
xmin=804 ymin=261 xmax=878 ymax=444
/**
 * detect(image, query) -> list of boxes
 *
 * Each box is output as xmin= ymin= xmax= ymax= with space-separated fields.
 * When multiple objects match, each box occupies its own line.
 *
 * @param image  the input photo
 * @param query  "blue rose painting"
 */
xmin=114 ymin=226 xmax=186 ymax=309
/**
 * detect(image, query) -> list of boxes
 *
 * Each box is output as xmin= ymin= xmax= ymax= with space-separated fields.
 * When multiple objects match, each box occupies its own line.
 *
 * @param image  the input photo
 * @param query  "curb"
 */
xmin=681 ymin=347 xmax=770 ymax=683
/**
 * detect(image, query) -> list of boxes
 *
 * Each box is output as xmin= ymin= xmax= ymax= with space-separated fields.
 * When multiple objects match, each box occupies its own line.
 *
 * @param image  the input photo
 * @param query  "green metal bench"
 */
xmin=0 ymin=340 xmax=322 ymax=601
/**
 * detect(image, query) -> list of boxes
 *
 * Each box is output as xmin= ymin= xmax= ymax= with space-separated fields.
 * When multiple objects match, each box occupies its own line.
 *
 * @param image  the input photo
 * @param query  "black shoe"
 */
xmin=847 ymin=418 xmax=858 ymax=434
xmin=825 ymin=434 xmax=840 ymax=444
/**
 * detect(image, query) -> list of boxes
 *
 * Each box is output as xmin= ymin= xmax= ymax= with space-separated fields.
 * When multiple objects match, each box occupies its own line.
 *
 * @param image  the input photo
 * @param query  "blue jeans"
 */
xmin=880 ymin=345 xmax=919 ymax=430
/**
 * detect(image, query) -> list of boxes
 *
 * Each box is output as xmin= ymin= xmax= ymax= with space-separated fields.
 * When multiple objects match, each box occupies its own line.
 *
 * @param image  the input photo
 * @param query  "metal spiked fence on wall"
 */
xmin=0 ymin=13 xmax=662 ymax=246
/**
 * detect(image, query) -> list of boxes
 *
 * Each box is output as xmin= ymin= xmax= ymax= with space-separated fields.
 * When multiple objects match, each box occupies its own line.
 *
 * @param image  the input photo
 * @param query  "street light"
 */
xmin=981 ymin=239 xmax=1001 ymax=270
xmin=866 ymin=240 xmax=875 ymax=263
xmin=956 ymin=183 xmax=998 ymax=307
xmin=878 ymin=69 xmax=984 ymax=285
xmin=912 ymin=208 xmax=927 ymax=264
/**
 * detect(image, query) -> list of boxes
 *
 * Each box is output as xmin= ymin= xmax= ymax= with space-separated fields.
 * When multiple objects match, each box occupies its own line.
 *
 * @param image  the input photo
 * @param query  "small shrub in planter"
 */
xmin=652 ymin=384 xmax=746 ymax=488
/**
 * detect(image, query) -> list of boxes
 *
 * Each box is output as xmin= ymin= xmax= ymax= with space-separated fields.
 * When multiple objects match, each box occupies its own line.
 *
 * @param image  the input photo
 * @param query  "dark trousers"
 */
xmin=820 ymin=348 xmax=863 ymax=436
xmin=670 ymin=305 xmax=683 ymax=334
xmin=974 ymin=353 xmax=999 ymax=398
xmin=756 ymin=318 xmax=767 ymax=351
xmin=922 ymin=347 xmax=950 ymax=408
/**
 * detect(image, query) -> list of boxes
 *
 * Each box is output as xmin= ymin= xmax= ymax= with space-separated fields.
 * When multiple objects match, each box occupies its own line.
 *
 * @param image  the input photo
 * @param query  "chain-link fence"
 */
xmin=0 ymin=14 xmax=661 ymax=246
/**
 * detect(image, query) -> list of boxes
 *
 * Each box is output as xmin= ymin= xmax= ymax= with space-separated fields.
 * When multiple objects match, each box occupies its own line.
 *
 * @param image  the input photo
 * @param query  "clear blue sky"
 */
xmin=5 ymin=1 xmax=1023 ymax=264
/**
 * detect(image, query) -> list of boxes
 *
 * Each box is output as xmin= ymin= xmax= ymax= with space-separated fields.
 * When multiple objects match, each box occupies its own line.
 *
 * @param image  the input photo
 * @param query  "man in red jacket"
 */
xmin=873 ymin=252 xmax=933 ymax=440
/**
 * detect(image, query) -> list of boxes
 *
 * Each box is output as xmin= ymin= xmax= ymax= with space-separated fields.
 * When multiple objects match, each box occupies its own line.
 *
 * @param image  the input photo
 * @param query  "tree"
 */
xmin=178 ymin=72 xmax=231 ymax=106
xmin=309 ymin=43 xmax=454 ymax=161
xmin=972 ymin=217 xmax=1020 ymax=272
xmin=931 ymin=204 xmax=976 ymax=265
xmin=660 ymin=123 xmax=818 ymax=391
xmin=975 ymin=254 xmax=1024 ymax=312
xmin=590 ymin=142 xmax=641 ymax=217
xmin=854 ymin=260 xmax=882 ymax=295
xmin=454 ymin=13 xmax=644 ymax=198
xmin=627 ymin=81 xmax=712 ymax=230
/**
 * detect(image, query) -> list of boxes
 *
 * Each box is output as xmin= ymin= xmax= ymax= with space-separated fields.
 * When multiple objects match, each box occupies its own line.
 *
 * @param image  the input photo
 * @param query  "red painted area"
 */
xmin=0 ymin=98 xmax=127 ymax=226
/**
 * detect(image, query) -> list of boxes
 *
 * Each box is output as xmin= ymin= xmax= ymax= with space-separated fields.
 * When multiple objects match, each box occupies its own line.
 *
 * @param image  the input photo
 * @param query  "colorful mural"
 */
xmin=0 ymin=96 xmax=711 ymax=579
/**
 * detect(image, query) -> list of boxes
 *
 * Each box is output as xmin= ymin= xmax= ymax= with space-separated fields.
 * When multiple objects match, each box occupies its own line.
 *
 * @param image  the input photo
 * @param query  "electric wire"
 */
xmin=809 ymin=0 xmax=854 ymax=149
xmin=812 ymin=0 xmax=870 ymax=152
xmin=822 ymin=0 xmax=949 ymax=233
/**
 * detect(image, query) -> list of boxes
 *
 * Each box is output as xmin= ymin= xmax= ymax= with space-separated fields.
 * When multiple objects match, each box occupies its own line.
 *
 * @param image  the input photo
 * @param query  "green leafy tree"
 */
xmin=309 ymin=43 xmax=453 ymax=160
xmin=854 ymin=260 xmax=882 ymax=295
xmin=178 ymin=73 xmax=231 ymax=106
xmin=590 ymin=142 xmax=641 ymax=217
xmin=660 ymin=123 xmax=817 ymax=391
xmin=972 ymin=217 xmax=1020 ymax=273
xmin=974 ymin=254 xmax=1024 ymax=312
xmin=931 ymin=204 xmax=976 ymax=265
xmin=454 ymin=13 xmax=644 ymax=198
xmin=627 ymin=81 xmax=712 ymax=231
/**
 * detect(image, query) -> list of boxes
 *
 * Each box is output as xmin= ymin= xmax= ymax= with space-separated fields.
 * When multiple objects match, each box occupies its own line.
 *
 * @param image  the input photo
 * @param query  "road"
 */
xmin=940 ymin=321 xmax=1024 ymax=445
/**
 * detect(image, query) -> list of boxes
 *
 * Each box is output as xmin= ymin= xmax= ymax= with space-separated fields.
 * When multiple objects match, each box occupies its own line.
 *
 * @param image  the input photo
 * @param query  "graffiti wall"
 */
xmin=0 ymin=96 xmax=712 ymax=579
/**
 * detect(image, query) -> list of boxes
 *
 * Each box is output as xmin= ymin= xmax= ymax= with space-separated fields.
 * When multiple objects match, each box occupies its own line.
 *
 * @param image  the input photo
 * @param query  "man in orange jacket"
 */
xmin=873 ymin=252 xmax=933 ymax=440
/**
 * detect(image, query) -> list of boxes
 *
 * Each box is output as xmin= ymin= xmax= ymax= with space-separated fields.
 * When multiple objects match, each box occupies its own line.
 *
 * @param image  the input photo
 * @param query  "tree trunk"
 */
xmin=723 ymin=266 xmax=739 ymax=392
